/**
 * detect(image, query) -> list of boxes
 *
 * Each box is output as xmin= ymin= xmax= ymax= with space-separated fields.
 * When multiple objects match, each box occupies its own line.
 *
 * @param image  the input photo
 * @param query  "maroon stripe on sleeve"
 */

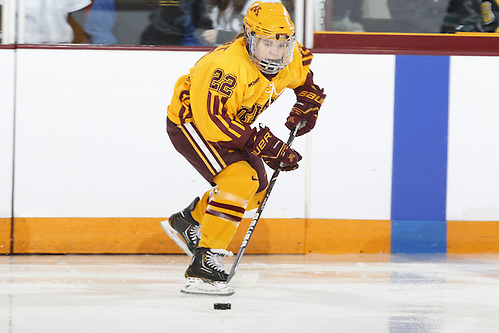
xmin=207 ymin=91 xmax=236 ymax=138
xmin=302 ymin=58 xmax=312 ymax=66
xmin=205 ymin=91 xmax=253 ymax=149
xmin=178 ymin=105 xmax=187 ymax=123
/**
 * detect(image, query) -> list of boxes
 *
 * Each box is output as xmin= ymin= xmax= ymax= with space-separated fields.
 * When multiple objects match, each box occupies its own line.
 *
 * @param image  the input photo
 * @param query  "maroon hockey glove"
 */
xmin=246 ymin=126 xmax=302 ymax=171
xmin=285 ymin=84 xmax=326 ymax=137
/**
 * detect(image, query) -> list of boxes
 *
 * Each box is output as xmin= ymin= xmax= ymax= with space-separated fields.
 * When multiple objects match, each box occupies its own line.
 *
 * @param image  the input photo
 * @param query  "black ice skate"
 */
xmin=160 ymin=197 xmax=201 ymax=257
xmin=181 ymin=247 xmax=235 ymax=296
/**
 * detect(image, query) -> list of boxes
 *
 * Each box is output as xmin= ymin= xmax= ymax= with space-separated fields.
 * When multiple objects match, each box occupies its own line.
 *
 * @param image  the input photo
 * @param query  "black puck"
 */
xmin=214 ymin=303 xmax=231 ymax=310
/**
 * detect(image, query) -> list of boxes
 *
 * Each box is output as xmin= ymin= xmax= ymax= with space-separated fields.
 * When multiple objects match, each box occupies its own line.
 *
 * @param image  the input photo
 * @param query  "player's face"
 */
xmin=246 ymin=32 xmax=295 ymax=74
xmin=256 ymin=38 xmax=288 ymax=60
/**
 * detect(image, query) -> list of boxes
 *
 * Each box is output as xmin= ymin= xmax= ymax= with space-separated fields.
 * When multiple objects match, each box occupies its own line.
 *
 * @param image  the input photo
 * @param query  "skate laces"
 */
xmin=206 ymin=249 xmax=233 ymax=273
xmin=189 ymin=225 xmax=201 ymax=243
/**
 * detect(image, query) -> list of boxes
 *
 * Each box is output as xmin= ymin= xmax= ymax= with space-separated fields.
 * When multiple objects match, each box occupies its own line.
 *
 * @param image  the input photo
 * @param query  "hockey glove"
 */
xmin=285 ymin=84 xmax=326 ymax=137
xmin=246 ymin=126 xmax=302 ymax=171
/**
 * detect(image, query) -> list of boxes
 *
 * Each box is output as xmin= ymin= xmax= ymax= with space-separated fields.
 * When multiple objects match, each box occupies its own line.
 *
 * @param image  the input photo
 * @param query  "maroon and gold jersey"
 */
xmin=167 ymin=37 xmax=314 ymax=149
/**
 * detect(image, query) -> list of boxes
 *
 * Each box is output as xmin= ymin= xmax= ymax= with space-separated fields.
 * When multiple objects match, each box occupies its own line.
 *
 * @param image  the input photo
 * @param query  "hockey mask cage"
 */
xmin=245 ymin=30 xmax=295 ymax=75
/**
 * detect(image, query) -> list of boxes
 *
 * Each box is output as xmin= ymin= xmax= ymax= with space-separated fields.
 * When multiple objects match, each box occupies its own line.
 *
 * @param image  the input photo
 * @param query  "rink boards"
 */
xmin=0 ymin=46 xmax=498 ymax=254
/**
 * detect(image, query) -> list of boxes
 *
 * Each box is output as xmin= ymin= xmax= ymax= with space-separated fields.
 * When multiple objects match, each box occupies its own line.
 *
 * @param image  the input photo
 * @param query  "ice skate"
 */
xmin=180 ymin=247 xmax=235 ymax=296
xmin=160 ymin=197 xmax=201 ymax=257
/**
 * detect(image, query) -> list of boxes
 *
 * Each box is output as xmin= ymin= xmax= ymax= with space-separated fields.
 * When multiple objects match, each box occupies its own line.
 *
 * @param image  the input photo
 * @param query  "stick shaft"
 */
xmin=227 ymin=125 xmax=300 ymax=282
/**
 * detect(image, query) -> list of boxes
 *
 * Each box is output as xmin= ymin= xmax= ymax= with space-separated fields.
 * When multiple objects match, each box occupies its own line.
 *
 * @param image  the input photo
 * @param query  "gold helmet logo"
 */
xmin=250 ymin=4 xmax=261 ymax=16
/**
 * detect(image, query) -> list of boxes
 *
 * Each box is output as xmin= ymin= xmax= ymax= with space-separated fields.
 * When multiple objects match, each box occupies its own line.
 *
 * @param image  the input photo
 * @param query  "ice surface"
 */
xmin=1 ymin=254 xmax=499 ymax=332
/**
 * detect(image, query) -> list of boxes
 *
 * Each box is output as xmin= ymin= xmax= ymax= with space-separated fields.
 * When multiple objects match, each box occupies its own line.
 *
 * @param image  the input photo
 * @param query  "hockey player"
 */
xmin=162 ymin=1 xmax=325 ymax=295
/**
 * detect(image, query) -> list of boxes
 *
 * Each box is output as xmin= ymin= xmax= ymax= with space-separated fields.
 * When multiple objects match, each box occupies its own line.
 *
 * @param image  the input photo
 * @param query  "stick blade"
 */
xmin=227 ymin=273 xmax=260 ymax=288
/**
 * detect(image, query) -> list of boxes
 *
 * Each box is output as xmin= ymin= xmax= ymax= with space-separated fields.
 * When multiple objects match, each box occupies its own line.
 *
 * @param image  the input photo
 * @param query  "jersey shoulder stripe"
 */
xmin=298 ymin=44 xmax=313 ymax=67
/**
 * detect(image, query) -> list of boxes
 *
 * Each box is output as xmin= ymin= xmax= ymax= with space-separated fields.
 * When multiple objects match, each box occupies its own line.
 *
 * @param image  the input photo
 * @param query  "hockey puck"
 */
xmin=214 ymin=303 xmax=231 ymax=310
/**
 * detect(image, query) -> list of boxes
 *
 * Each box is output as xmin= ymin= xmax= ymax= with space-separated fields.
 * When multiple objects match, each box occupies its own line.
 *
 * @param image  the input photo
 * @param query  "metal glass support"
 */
xmin=295 ymin=0 xmax=305 ymax=45
xmin=305 ymin=0 xmax=315 ymax=48
xmin=1 ymin=0 xmax=16 ymax=44
xmin=17 ymin=0 xmax=25 ymax=43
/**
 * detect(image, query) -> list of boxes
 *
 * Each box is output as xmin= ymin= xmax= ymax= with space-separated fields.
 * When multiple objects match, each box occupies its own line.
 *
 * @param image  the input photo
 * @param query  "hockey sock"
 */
xmin=198 ymin=161 xmax=259 ymax=249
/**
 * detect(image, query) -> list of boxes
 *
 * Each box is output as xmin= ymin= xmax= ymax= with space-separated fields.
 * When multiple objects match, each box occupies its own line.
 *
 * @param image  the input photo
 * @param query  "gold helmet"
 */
xmin=244 ymin=2 xmax=296 ymax=74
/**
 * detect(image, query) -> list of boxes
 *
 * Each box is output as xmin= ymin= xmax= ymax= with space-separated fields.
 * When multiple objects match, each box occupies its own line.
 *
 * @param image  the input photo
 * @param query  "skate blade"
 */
xmin=160 ymin=220 xmax=193 ymax=257
xmin=180 ymin=278 xmax=235 ymax=296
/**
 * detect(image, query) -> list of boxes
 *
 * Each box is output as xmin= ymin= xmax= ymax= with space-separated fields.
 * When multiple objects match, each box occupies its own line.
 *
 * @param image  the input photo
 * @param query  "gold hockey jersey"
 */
xmin=167 ymin=37 xmax=314 ymax=149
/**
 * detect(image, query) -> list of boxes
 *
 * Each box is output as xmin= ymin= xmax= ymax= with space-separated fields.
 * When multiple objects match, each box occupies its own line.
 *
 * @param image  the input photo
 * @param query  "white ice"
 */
xmin=1 ymin=254 xmax=499 ymax=333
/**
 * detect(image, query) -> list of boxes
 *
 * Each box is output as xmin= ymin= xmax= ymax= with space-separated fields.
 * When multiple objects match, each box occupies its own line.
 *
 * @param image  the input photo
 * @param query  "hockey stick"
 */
xmin=227 ymin=122 xmax=303 ymax=283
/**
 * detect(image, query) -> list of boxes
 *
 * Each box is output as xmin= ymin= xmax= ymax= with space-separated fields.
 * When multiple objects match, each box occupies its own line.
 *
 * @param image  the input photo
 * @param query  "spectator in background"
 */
xmin=441 ymin=0 xmax=483 ymax=32
xmin=441 ymin=0 xmax=499 ymax=33
xmin=24 ymin=0 xmax=91 ymax=43
xmin=387 ymin=0 xmax=450 ymax=33
xmin=140 ymin=0 xmax=216 ymax=46
xmin=331 ymin=0 xmax=365 ymax=32
xmin=208 ymin=0 xmax=247 ymax=44
xmin=85 ymin=0 xmax=118 ymax=44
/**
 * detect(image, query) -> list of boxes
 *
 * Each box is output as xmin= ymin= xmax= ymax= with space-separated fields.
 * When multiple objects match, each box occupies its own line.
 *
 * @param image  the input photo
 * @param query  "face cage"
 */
xmin=246 ymin=31 xmax=295 ymax=75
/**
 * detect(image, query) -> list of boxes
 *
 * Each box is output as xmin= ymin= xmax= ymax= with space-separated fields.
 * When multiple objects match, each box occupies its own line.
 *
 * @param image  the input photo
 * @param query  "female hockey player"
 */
xmin=162 ymin=1 xmax=326 ymax=295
